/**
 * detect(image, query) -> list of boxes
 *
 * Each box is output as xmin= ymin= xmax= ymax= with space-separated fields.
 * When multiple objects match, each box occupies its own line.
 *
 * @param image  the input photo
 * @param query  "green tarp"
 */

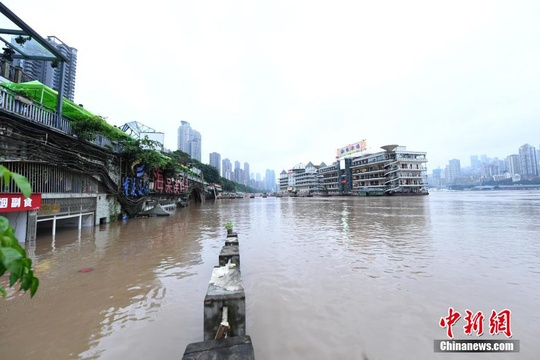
xmin=1 ymin=80 xmax=97 ymax=120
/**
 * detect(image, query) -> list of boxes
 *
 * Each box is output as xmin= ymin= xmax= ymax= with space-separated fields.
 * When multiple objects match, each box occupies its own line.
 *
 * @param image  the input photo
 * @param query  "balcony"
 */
xmin=384 ymin=167 xmax=399 ymax=176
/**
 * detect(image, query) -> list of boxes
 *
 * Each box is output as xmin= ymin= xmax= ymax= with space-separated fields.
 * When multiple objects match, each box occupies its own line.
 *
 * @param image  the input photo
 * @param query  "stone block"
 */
xmin=219 ymin=245 xmax=240 ymax=269
xmin=225 ymin=236 xmax=239 ymax=246
xmin=204 ymin=266 xmax=245 ymax=341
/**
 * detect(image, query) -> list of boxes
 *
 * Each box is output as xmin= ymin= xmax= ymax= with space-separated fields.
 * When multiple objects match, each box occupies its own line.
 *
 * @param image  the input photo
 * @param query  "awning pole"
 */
xmin=52 ymin=216 xmax=56 ymax=236
xmin=55 ymin=61 xmax=65 ymax=127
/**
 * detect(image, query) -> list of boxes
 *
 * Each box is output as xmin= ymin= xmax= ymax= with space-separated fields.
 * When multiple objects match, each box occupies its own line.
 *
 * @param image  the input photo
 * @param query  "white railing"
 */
xmin=0 ymin=87 xmax=120 ymax=152
xmin=0 ymin=89 xmax=67 ymax=130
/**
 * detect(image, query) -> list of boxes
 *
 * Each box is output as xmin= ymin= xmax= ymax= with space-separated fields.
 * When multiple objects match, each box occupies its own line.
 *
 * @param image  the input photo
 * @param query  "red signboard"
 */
xmin=0 ymin=193 xmax=42 ymax=213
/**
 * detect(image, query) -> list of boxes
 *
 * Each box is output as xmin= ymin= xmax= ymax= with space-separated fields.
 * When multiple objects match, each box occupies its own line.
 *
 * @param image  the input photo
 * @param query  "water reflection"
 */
xmin=0 ymin=207 xmax=208 ymax=360
xmin=1 ymin=192 xmax=539 ymax=360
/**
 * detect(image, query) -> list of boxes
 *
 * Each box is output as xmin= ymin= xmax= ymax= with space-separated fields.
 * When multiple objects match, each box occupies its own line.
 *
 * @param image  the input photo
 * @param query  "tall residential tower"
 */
xmin=177 ymin=121 xmax=202 ymax=161
xmin=209 ymin=152 xmax=221 ymax=175
xmin=519 ymin=143 xmax=538 ymax=179
xmin=14 ymin=36 xmax=78 ymax=101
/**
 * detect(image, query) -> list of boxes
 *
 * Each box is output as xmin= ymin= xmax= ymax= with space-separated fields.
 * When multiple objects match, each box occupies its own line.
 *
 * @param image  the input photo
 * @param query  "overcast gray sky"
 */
xmin=4 ymin=0 xmax=540 ymax=176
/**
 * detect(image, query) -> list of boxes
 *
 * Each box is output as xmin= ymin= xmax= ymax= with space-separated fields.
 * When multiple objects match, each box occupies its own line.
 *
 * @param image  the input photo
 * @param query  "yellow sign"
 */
xmin=336 ymin=140 xmax=367 ymax=159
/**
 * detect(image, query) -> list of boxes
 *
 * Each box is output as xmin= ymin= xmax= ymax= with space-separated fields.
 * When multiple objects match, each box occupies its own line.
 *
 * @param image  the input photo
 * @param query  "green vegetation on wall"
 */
xmin=70 ymin=116 xmax=131 ymax=142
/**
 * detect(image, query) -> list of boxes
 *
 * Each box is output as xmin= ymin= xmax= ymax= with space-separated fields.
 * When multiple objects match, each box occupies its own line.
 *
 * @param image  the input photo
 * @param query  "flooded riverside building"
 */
xmin=0 ymin=4 xmax=207 ymax=242
xmin=0 ymin=3 xmax=107 ymax=242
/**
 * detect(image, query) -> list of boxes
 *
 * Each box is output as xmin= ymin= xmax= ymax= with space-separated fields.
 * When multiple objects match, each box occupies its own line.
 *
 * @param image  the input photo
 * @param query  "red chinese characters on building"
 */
xmin=180 ymin=177 xmax=189 ymax=192
xmin=165 ymin=178 xmax=173 ymax=194
xmin=439 ymin=307 xmax=461 ymax=339
xmin=489 ymin=309 xmax=512 ymax=338
xmin=0 ymin=194 xmax=42 ymax=213
xmin=153 ymin=169 xmax=164 ymax=192
xmin=152 ymin=171 xmax=191 ymax=194
xmin=463 ymin=310 xmax=484 ymax=336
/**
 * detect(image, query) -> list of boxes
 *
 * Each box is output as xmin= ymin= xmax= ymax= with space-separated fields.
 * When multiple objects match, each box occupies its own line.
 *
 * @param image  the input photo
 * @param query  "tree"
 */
xmin=0 ymin=165 xmax=39 ymax=298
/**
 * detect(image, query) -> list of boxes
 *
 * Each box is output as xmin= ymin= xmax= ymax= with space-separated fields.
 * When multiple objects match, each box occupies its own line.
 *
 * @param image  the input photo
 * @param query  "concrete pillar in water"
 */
xmin=219 ymin=244 xmax=240 ymax=269
xmin=203 ymin=265 xmax=245 ymax=341
xmin=225 ymin=235 xmax=239 ymax=246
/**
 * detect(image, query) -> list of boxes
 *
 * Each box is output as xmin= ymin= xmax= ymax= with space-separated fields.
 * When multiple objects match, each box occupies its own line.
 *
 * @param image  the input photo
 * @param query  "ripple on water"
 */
xmin=2 ymin=193 xmax=540 ymax=360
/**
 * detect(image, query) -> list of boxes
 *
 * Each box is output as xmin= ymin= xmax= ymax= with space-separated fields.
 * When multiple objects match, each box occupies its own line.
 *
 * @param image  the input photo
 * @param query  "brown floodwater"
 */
xmin=1 ymin=191 xmax=539 ymax=359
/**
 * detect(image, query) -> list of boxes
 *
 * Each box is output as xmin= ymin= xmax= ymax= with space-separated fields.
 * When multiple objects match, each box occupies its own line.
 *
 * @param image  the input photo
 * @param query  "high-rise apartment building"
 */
xmin=485 ymin=163 xmax=500 ymax=177
xmin=191 ymin=130 xmax=202 ymax=161
xmin=209 ymin=152 xmax=221 ymax=174
xmin=493 ymin=158 xmax=506 ymax=174
xmin=431 ymin=168 xmax=443 ymax=188
xmin=177 ymin=121 xmax=190 ymax=153
xmin=470 ymin=155 xmax=480 ymax=170
xmin=519 ymin=143 xmax=538 ymax=179
xmin=506 ymin=154 xmax=521 ymax=176
xmin=445 ymin=159 xmax=461 ymax=185
xmin=177 ymin=121 xmax=202 ymax=161
xmin=265 ymin=169 xmax=276 ymax=192
xmin=234 ymin=168 xmax=244 ymax=184
xmin=231 ymin=161 xmax=241 ymax=183
xmin=222 ymin=158 xmax=232 ymax=180
xmin=243 ymin=162 xmax=250 ymax=185
xmin=14 ymin=36 xmax=77 ymax=101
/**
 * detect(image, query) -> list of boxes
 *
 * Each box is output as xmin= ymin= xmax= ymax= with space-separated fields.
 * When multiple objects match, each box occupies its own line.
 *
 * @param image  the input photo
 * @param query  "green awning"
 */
xmin=1 ymin=80 xmax=97 ymax=120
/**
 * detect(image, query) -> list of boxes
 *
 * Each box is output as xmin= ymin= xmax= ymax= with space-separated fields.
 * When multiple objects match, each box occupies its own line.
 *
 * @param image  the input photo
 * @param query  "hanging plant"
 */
xmin=14 ymin=35 xmax=31 ymax=46
xmin=1 ymin=47 xmax=15 ymax=62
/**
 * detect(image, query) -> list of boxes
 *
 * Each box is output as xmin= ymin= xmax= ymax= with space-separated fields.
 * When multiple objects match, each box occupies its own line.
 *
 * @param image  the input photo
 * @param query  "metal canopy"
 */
xmin=0 ymin=3 xmax=68 ymax=62
xmin=121 ymin=121 xmax=159 ymax=139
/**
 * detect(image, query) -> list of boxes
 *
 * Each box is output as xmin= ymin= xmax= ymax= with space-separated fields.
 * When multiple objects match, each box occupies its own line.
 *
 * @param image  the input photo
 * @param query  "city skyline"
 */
xmin=428 ymin=142 xmax=540 ymax=189
xmin=436 ymin=142 xmax=539 ymax=171
xmin=5 ymin=1 xmax=540 ymax=177
xmin=170 ymin=114 xmax=539 ymax=176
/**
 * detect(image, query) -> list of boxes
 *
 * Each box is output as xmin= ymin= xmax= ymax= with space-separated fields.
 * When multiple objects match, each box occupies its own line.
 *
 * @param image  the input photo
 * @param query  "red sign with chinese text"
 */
xmin=0 ymin=193 xmax=42 ymax=213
